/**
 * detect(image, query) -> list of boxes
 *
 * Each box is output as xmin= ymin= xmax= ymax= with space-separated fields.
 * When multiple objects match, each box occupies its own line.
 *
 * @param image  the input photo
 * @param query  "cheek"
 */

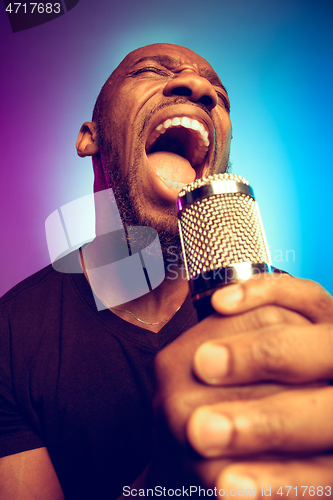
xmin=103 ymin=100 xmax=134 ymax=151
xmin=112 ymin=98 xmax=142 ymax=149
xmin=216 ymin=108 xmax=232 ymax=135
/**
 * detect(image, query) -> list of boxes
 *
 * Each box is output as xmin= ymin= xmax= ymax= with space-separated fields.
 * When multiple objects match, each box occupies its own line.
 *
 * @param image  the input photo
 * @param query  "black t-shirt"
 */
xmin=0 ymin=251 xmax=198 ymax=499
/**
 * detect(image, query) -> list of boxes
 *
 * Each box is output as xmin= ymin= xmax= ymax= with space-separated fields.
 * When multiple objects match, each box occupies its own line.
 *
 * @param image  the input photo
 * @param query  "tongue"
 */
xmin=147 ymin=151 xmax=196 ymax=184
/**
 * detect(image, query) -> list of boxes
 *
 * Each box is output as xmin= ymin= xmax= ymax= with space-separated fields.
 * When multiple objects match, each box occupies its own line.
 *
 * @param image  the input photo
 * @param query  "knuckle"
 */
xmin=251 ymin=330 xmax=290 ymax=378
xmin=324 ymin=324 xmax=333 ymax=363
xmin=156 ymin=390 xmax=196 ymax=443
xmin=250 ymin=405 xmax=289 ymax=450
xmin=257 ymin=305 xmax=287 ymax=327
xmin=154 ymin=349 xmax=170 ymax=384
xmin=160 ymin=391 xmax=183 ymax=420
xmin=327 ymin=321 xmax=333 ymax=339
xmin=239 ymin=306 xmax=288 ymax=332
xmin=154 ymin=344 xmax=182 ymax=385
xmin=308 ymin=280 xmax=333 ymax=317
xmin=252 ymin=305 xmax=309 ymax=330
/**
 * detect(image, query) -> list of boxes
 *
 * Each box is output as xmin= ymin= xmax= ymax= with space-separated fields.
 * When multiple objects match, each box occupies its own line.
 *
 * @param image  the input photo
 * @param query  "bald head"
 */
xmin=92 ymin=44 xmax=226 ymax=146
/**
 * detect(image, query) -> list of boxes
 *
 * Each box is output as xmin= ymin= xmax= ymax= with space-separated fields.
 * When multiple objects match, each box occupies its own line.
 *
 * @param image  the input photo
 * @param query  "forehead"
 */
xmin=117 ymin=44 xmax=220 ymax=81
xmin=126 ymin=44 xmax=213 ymax=68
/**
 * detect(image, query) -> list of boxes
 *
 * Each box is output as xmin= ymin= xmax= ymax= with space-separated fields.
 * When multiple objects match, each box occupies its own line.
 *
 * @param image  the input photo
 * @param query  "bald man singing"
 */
xmin=0 ymin=44 xmax=333 ymax=499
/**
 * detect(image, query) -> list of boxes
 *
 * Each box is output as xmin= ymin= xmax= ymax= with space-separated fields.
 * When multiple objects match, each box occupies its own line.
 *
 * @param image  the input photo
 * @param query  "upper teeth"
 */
xmin=146 ymin=116 xmax=210 ymax=167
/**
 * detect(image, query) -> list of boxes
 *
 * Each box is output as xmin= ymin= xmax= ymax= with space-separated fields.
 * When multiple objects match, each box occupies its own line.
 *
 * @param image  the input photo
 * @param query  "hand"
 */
xmin=151 ymin=274 xmax=333 ymax=496
xmin=185 ymin=274 xmax=333 ymax=497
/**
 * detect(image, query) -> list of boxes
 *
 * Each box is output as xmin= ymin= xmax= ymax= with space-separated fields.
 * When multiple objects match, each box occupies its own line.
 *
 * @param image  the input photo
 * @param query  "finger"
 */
xmin=193 ymin=323 xmax=333 ymax=385
xmin=216 ymin=457 xmax=333 ymax=499
xmin=186 ymin=387 xmax=333 ymax=458
xmin=211 ymin=274 xmax=333 ymax=323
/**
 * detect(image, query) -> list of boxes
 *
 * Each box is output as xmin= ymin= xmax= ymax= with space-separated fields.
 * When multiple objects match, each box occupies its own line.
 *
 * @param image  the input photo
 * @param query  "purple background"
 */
xmin=1 ymin=0 xmax=332 ymax=296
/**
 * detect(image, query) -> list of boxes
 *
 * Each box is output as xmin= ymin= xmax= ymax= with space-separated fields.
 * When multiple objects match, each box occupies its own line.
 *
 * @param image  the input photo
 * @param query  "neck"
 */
xmin=113 ymin=271 xmax=189 ymax=332
xmin=80 ymin=240 xmax=189 ymax=333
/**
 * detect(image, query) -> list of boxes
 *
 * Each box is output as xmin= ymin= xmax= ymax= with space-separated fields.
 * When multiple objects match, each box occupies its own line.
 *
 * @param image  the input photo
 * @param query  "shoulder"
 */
xmin=0 ymin=250 xmax=83 ymax=312
xmin=0 ymin=265 xmax=56 ymax=306
xmin=0 ymin=250 xmax=88 ymax=381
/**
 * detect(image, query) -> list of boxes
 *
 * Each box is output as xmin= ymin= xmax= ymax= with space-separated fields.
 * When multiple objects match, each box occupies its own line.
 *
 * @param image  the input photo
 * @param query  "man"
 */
xmin=0 ymin=43 xmax=332 ymax=499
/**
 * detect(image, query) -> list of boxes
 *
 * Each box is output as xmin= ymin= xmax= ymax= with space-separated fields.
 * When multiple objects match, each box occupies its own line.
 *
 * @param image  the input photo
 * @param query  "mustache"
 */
xmin=138 ymin=98 xmax=213 ymax=140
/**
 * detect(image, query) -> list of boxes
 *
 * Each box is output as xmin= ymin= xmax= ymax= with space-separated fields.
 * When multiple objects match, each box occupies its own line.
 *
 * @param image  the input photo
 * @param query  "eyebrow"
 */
xmin=134 ymin=55 xmax=179 ymax=68
xmin=132 ymin=55 xmax=229 ymax=96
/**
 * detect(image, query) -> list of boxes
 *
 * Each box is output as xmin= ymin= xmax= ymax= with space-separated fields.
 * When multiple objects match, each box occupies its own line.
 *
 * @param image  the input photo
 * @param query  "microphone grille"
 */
xmin=179 ymin=173 xmax=250 ymax=193
xmin=177 ymin=173 xmax=271 ymax=280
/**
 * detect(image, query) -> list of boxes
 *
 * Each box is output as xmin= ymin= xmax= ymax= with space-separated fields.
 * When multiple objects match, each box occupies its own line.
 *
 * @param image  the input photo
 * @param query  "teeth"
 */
xmin=198 ymin=123 xmax=206 ymax=135
xmin=159 ymin=176 xmax=185 ymax=191
xmin=171 ymin=117 xmax=181 ymax=126
xmin=190 ymin=120 xmax=200 ymax=131
xmin=180 ymin=117 xmax=191 ymax=128
xmin=146 ymin=116 xmax=211 ymax=167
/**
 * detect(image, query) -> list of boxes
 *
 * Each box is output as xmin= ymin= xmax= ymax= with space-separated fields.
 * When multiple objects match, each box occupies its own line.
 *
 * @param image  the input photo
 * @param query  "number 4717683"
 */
xmin=5 ymin=3 xmax=61 ymax=14
xmin=277 ymin=486 xmax=332 ymax=496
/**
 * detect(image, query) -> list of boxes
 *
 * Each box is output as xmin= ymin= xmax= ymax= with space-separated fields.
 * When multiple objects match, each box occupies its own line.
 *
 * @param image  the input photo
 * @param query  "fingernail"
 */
xmin=195 ymin=343 xmax=229 ymax=383
xmin=192 ymin=409 xmax=232 ymax=456
xmin=214 ymin=284 xmax=244 ymax=309
xmin=220 ymin=471 xmax=257 ymax=496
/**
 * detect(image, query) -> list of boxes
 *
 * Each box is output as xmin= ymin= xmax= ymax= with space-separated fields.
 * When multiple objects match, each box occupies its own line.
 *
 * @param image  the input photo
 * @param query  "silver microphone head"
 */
xmin=177 ymin=173 xmax=272 ymax=308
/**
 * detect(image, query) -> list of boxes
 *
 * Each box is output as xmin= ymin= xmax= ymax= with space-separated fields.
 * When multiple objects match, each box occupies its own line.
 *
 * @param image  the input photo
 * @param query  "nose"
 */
xmin=163 ymin=69 xmax=218 ymax=111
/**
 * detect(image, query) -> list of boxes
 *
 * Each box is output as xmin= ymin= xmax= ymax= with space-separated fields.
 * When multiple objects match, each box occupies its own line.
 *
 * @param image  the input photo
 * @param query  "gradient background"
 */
xmin=1 ymin=0 xmax=332 ymax=297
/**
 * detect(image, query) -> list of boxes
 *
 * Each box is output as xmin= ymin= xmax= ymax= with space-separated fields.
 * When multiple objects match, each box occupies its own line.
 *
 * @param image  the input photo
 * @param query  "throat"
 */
xmin=109 ymin=277 xmax=189 ymax=334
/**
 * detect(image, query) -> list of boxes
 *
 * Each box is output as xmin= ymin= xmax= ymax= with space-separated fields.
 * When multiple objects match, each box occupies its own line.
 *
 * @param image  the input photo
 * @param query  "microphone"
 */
xmin=176 ymin=173 xmax=273 ymax=321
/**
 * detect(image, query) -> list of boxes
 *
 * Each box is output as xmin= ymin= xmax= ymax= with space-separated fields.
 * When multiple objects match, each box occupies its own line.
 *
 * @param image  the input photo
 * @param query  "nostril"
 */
xmin=170 ymin=87 xmax=192 ymax=97
xmin=198 ymin=95 xmax=213 ymax=107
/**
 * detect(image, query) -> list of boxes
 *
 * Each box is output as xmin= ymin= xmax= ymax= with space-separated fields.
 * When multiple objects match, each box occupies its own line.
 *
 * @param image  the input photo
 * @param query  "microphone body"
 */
xmin=177 ymin=173 xmax=272 ymax=320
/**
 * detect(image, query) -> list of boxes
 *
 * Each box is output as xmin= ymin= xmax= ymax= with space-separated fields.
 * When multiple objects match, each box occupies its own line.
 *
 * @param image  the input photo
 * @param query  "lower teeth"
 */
xmin=160 ymin=177 xmax=185 ymax=190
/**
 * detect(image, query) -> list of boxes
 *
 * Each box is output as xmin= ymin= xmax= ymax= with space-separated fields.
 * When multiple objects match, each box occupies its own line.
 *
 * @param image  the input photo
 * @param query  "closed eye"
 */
xmin=216 ymin=90 xmax=230 ymax=113
xmin=130 ymin=66 xmax=170 ymax=77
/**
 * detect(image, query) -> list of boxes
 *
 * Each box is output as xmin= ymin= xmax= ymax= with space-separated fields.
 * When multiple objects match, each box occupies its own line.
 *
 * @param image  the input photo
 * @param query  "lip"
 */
xmin=143 ymin=104 xmax=215 ymax=177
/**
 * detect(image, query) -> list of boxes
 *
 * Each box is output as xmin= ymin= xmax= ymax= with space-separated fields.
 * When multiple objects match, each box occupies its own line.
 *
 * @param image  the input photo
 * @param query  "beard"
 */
xmin=99 ymin=140 xmax=184 ymax=270
xmin=97 ymin=107 xmax=232 ymax=271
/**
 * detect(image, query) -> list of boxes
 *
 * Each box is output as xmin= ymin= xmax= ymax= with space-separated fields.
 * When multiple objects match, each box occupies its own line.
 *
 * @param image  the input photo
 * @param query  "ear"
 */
xmin=76 ymin=122 xmax=99 ymax=157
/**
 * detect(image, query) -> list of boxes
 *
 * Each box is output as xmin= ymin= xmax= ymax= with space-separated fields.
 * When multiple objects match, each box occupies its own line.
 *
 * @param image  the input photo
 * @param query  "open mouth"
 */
xmin=145 ymin=116 xmax=211 ymax=190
